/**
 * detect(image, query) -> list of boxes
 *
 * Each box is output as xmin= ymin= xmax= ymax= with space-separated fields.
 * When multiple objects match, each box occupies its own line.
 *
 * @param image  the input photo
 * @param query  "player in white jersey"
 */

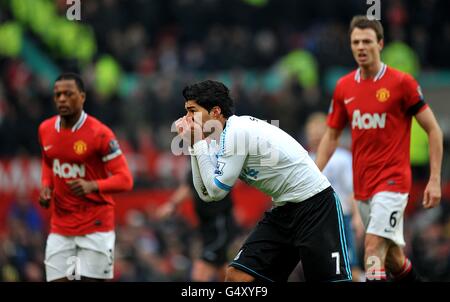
xmin=175 ymin=80 xmax=352 ymax=282
xmin=305 ymin=112 xmax=365 ymax=281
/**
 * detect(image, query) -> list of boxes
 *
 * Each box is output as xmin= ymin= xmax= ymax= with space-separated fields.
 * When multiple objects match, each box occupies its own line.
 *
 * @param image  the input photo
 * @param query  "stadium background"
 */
xmin=0 ymin=0 xmax=449 ymax=281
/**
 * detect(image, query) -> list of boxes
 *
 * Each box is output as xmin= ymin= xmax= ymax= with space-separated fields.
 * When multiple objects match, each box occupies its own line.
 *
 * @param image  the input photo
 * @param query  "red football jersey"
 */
xmin=327 ymin=64 xmax=427 ymax=200
xmin=38 ymin=111 xmax=133 ymax=236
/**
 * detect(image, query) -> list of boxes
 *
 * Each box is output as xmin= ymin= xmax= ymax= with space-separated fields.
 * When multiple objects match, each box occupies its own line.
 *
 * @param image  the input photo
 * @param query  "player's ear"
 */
xmin=210 ymin=106 xmax=221 ymax=118
xmin=80 ymin=91 xmax=86 ymax=105
xmin=378 ymin=39 xmax=384 ymax=51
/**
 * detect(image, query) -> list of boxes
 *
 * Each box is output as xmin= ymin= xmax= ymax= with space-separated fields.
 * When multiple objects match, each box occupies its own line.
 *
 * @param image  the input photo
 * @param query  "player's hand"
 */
xmin=188 ymin=116 xmax=204 ymax=143
xmin=176 ymin=116 xmax=203 ymax=146
xmin=67 ymin=179 xmax=99 ymax=196
xmin=422 ymin=178 xmax=441 ymax=209
xmin=156 ymin=202 xmax=177 ymax=219
xmin=175 ymin=117 xmax=185 ymax=135
xmin=39 ymin=187 xmax=52 ymax=209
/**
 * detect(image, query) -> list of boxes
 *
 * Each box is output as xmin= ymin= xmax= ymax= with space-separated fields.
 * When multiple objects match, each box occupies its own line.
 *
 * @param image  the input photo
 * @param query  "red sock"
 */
xmin=366 ymin=268 xmax=387 ymax=282
xmin=392 ymin=258 xmax=413 ymax=281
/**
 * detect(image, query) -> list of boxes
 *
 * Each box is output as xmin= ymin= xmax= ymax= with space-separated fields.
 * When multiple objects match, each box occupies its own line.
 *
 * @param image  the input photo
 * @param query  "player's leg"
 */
xmin=359 ymin=199 xmax=389 ymax=282
xmin=227 ymin=204 xmax=301 ymax=282
xmin=194 ymin=214 xmax=228 ymax=281
xmin=385 ymin=242 xmax=404 ymax=273
xmin=219 ymin=211 xmax=239 ymax=281
xmin=44 ymin=233 xmax=77 ymax=282
xmin=194 ymin=213 xmax=237 ymax=281
xmin=364 ymin=234 xmax=389 ymax=281
xmin=300 ymin=189 xmax=352 ymax=282
xmin=386 ymin=243 xmax=422 ymax=282
xmin=75 ymin=231 xmax=115 ymax=281
xmin=358 ymin=192 xmax=408 ymax=282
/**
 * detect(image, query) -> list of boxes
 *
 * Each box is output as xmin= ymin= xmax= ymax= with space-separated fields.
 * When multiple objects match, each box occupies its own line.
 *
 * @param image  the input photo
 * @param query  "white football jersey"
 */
xmin=191 ymin=115 xmax=330 ymax=206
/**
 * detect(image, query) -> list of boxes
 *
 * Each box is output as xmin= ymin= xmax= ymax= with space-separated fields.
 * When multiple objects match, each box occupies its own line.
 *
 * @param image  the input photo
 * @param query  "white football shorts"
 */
xmin=44 ymin=231 xmax=115 ymax=281
xmin=357 ymin=191 xmax=408 ymax=246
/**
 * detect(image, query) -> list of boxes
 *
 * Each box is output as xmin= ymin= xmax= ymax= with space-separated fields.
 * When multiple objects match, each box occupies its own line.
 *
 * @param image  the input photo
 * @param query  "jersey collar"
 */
xmin=54 ymin=111 xmax=88 ymax=132
xmin=354 ymin=62 xmax=387 ymax=83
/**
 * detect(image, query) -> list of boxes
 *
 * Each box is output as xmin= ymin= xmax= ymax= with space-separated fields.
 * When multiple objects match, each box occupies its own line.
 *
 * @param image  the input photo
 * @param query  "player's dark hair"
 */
xmin=55 ymin=72 xmax=85 ymax=93
xmin=182 ymin=80 xmax=234 ymax=118
xmin=349 ymin=15 xmax=384 ymax=41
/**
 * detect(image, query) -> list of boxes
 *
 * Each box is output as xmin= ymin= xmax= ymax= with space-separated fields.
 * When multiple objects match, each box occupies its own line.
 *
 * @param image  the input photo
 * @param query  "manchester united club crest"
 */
xmin=376 ymin=88 xmax=390 ymax=102
xmin=73 ymin=140 xmax=87 ymax=155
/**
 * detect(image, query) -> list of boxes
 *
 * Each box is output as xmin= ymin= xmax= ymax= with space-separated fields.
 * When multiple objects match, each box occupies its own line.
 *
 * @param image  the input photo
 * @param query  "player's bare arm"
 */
xmin=157 ymin=184 xmax=191 ymax=219
xmin=415 ymin=107 xmax=443 ymax=209
xmin=315 ymin=127 xmax=343 ymax=171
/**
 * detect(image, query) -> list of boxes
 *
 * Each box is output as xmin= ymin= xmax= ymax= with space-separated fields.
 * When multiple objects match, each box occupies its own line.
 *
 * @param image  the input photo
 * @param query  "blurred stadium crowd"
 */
xmin=0 ymin=0 xmax=449 ymax=281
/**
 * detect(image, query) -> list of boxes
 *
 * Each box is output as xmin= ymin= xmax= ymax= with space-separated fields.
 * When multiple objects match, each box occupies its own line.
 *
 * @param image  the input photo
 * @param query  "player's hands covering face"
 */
xmin=175 ymin=116 xmax=204 ymax=146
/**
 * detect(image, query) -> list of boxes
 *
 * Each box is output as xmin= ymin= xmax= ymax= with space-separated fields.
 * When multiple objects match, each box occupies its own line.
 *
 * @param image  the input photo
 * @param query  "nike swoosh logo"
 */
xmin=344 ymin=97 xmax=355 ymax=105
xmin=43 ymin=145 xmax=53 ymax=151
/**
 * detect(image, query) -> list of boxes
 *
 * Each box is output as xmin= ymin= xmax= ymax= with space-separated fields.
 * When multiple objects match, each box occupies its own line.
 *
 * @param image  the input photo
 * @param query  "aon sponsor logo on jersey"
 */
xmin=352 ymin=110 xmax=386 ymax=130
xmin=53 ymin=159 xmax=86 ymax=178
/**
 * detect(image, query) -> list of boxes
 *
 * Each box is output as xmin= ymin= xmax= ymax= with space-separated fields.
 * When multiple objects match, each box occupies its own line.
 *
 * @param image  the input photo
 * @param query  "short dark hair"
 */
xmin=349 ymin=15 xmax=384 ymax=41
xmin=182 ymin=80 xmax=234 ymax=118
xmin=55 ymin=72 xmax=85 ymax=93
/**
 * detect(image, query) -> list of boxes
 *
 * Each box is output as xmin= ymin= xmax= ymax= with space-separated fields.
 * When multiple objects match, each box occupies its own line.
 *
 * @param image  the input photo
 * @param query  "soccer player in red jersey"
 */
xmin=316 ymin=16 xmax=443 ymax=282
xmin=38 ymin=73 xmax=133 ymax=282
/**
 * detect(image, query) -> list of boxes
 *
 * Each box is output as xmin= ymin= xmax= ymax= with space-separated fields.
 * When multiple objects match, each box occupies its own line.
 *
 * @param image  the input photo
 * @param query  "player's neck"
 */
xmin=60 ymin=111 xmax=82 ymax=129
xmin=360 ymin=61 xmax=382 ymax=80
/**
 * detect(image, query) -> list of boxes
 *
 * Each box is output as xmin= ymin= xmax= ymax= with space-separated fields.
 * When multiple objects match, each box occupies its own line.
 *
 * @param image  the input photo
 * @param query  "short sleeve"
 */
xmin=98 ymin=126 xmax=123 ymax=162
xmin=401 ymin=73 xmax=427 ymax=115
xmin=327 ymin=80 xmax=348 ymax=129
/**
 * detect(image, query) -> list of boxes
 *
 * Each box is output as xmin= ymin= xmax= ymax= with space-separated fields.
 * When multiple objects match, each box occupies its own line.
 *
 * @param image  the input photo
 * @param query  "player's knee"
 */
xmin=364 ymin=243 xmax=379 ymax=258
xmin=225 ymin=266 xmax=255 ymax=282
xmin=364 ymin=234 xmax=388 ymax=261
